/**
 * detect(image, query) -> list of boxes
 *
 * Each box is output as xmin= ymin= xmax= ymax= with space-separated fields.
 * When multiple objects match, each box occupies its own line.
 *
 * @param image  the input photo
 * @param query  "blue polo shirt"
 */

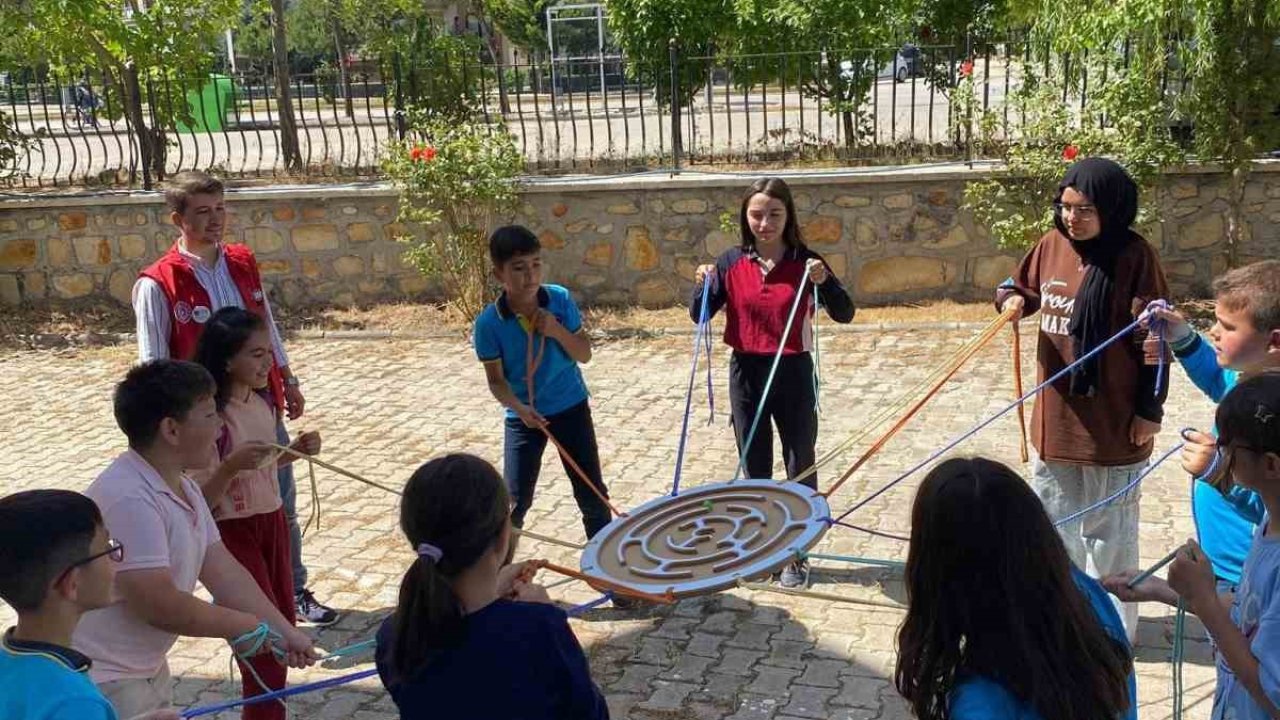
xmin=0 ymin=628 xmax=116 ymax=720
xmin=474 ymin=284 xmax=590 ymax=418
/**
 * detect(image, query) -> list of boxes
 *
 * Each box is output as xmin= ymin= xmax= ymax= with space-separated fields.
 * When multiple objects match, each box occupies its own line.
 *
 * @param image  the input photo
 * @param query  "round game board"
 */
xmin=579 ymin=480 xmax=831 ymax=599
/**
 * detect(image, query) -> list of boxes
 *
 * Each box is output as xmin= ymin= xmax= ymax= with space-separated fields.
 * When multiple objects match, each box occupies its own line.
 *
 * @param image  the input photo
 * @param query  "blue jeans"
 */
xmin=276 ymin=421 xmax=306 ymax=594
xmin=504 ymin=400 xmax=612 ymax=539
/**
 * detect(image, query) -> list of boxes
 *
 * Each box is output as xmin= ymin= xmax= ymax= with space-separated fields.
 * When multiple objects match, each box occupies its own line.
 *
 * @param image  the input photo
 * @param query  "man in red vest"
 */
xmin=133 ymin=171 xmax=339 ymax=627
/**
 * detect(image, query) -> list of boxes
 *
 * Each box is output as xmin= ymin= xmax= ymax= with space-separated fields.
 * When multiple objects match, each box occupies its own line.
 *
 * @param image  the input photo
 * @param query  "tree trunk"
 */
xmin=269 ymin=0 xmax=303 ymax=170
xmin=331 ymin=6 xmax=354 ymax=119
xmin=1225 ymin=165 xmax=1246 ymax=270
xmin=121 ymin=62 xmax=160 ymax=189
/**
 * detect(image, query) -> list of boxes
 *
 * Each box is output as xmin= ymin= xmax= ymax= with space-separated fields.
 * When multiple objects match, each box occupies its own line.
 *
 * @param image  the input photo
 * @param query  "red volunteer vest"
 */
xmin=139 ymin=242 xmax=286 ymax=412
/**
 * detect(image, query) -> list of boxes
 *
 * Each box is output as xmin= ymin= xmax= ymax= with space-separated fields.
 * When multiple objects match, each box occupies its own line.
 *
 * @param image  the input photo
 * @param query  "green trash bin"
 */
xmin=177 ymin=74 xmax=233 ymax=132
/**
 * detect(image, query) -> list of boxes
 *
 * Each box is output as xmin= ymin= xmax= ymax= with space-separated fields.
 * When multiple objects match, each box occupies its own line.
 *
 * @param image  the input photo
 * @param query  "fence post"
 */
xmin=668 ymin=39 xmax=682 ymax=171
xmin=393 ymin=52 xmax=406 ymax=141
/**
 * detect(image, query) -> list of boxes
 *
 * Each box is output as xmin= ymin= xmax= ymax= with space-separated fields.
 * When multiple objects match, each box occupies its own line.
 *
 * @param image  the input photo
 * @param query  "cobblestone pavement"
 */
xmin=0 ymin=325 xmax=1217 ymax=719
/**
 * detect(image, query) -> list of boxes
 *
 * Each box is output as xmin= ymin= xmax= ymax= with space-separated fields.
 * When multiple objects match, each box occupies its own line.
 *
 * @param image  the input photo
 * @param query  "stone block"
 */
xmin=551 ymin=202 xmax=569 ymax=217
xmin=664 ymin=228 xmax=690 ymax=244
xmin=114 ymin=212 xmax=135 ymax=227
xmin=258 ymin=259 xmax=293 ymax=276
xmin=301 ymin=206 xmax=327 ymax=221
xmin=649 ymin=200 xmax=666 ymax=214
xmin=302 ymin=259 xmax=324 ymax=279
xmin=972 ymin=255 xmax=1018 ymax=289
xmin=52 ymin=272 xmax=95 ymax=298
xmin=108 ymin=270 xmax=134 ymax=304
xmin=565 ymin=220 xmax=594 ymax=234
xmin=374 ymin=204 xmax=394 ymax=217
xmin=0 ymin=275 xmax=19 ymax=305
xmin=27 ymin=218 xmax=47 ymax=231
xmin=834 ymin=195 xmax=871 ymax=208
xmin=635 ymin=277 xmax=676 ymax=307
xmin=675 ymin=256 xmax=701 ymax=282
xmin=1177 ymin=213 xmax=1224 ymax=250
xmin=704 ymin=230 xmax=736 ymax=257
xmin=23 ymin=272 xmax=45 ymax=299
xmin=46 ymin=238 xmax=72 ymax=266
xmin=585 ymin=242 xmax=614 ymax=268
xmin=398 ymin=274 xmax=431 ymax=295
xmin=0 ymin=219 xmax=16 ymax=232
xmin=625 ymin=226 xmax=659 ymax=271
xmin=272 ymin=205 xmax=296 ymax=222
xmin=597 ymin=223 xmax=614 ymax=234
xmin=57 ymin=212 xmax=88 ymax=231
xmin=883 ymin=193 xmax=914 ymax=210
xmin=0 ymin=239 xmax=38 ymax=269
xmin=333 ymin=256 xmax=365 ymax=277
xmin=672 ymin=198 xmax=708 ymax=214
xmin=607 ymin=202 xmax=640 ymax=216
xmin=927 ymin=189 xmax=951 ymax=206
xmin=539 ymin=230 xmax=566 ymax=250
xmin=854 ymin=220 xmax=879 ymax=250
xmin=858 ymin=256 xmax=954 ymax=295
xmin=119 ymin=234 xmax=148 ymax=260
xmin=803 ymin=216 xmax=842 ymax=245
xmin=357 ymin=279 xmax=386 ymax=295
xmin=245 ymin=227 xmax=285 ymax=254
xmin=383 ymin=223 xmax=411 ymax=242
xmin=579 ymin=274 xmax=607 ymax=288
xmin=347 ymin=223 xmax=376 ymax=244
xmin=1165 ymin=260 xmax=1197 ymax=278
xmin=823 ymin=253 xmax=848 ymax=281
xmin=341 ymin=206 xmax=358 ymax=216
xmin=924 ymin=224 xmax=969 ymax=249
xmin=292 ymin=224 xmax=340 ymax=252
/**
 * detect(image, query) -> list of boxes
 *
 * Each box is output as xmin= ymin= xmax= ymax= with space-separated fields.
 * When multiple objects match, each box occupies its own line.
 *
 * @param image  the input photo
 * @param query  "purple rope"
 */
xmin=181 ymin=668 xmax=379 ymax=718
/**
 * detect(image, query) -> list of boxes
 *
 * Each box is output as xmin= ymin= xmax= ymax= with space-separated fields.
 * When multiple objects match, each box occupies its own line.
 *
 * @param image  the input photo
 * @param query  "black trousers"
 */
xmin=729 ymin=351 xmax=818 ymax=489
xmin=504 ymin=400 xmax=612 ymax=539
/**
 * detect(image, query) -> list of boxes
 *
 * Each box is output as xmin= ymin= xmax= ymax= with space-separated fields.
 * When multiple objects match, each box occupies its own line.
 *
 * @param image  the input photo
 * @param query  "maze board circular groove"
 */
xmin=580 ymin=480 xmax=830 ymax=599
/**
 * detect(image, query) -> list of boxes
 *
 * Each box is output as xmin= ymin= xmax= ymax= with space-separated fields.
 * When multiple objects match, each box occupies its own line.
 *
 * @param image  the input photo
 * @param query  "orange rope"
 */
xmin=821 ymin=307 xmax=1016 ymax=499
xmin=1012 ymin=319 xmax=1030 ymax=463
xmin=534 ymin=559 xmax=676 ymax=604
xmin=523 ymin=315 xmax=626 ymax=518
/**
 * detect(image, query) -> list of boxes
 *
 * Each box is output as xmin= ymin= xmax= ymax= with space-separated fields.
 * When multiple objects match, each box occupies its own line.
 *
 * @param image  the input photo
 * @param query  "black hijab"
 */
xmin=1053 ymin=157 xmax=1139 ymax=397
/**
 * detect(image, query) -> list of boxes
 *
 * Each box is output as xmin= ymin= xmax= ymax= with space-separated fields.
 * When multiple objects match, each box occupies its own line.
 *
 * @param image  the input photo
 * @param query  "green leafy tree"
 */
xmin=384 ymin=111 xmax=523 ymax=321
xmin=3 ymin=0 xmax=240 ymax=188
xmin=604 ymin=0 xmax=736 ymax=106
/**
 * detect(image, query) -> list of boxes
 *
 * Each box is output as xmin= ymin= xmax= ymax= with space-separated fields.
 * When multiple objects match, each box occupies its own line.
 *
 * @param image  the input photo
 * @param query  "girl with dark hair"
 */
xmin=1109 ymin=372 xmax=1280 ymax=720
xmin=691 ymin=177 xmax=855 ymax=588
xmin=190 ymin=307 xmax=321 ymax=720
xmin=375 ymin=453 xmax=608 ymax=720
xmin=896 ymin=456 xmax=1135 ymax=720
xmin=996 ymin=157 xmax=1171 ymax=638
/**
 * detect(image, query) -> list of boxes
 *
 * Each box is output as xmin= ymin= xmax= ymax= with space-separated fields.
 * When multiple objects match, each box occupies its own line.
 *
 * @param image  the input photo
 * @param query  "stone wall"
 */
xmin=2 ymin=163 xmax=1277 ymax=310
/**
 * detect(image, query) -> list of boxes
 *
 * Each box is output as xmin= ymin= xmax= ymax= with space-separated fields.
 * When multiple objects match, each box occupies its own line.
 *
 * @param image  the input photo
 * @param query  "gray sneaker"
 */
xmin=778 ymin=559 xmax=810 ymax=589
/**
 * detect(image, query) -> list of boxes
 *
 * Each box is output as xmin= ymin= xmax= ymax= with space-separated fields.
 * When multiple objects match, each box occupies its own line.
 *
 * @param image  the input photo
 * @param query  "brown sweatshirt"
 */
xmin=999 ymin=229 xmax=1171 ymax=466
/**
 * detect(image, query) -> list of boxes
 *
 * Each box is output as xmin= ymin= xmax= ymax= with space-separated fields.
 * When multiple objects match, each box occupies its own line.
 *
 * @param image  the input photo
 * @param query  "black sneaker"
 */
xmin=296 ymin=589 xmax=340 ymax=627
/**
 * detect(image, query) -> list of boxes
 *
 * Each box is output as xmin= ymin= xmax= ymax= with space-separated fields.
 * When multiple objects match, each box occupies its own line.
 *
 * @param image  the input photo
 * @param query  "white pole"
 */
xmin=225 ymin=29 xmax=237 ymax=74
xmin=546 ymin=7 xmax=556 ymax=99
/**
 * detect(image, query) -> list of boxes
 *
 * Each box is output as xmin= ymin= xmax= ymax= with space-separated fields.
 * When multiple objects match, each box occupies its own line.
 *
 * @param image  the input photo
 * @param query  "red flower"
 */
xmin=960 ymin=59 xmax=974 ymax=78
xmin=409 ymin=144 xmax=437 ymax=163
xmin=1062 ymin=144 xmax=1080 ymax=161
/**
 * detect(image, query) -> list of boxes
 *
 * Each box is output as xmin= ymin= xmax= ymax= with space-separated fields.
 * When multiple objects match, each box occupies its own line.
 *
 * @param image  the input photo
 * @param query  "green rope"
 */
xmin=1172 ymin=598 xmax=1186 ymax=720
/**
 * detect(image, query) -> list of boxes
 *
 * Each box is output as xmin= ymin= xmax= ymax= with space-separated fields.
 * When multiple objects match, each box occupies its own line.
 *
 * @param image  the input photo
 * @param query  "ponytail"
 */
xmin=385 ymin=454 xmax=510 ymax=687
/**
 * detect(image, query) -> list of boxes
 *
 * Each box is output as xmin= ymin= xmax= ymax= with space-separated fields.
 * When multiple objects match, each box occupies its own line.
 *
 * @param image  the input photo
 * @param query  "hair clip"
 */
xmin=1259 ymin=404 xmax=1276 ymax=425
xmin=417 ymin=542 xmax=444 ymax=564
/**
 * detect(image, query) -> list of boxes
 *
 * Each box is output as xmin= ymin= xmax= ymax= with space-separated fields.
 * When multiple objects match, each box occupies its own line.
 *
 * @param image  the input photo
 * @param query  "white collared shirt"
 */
xmin=132 ymin=242 xmax=289 ymax=367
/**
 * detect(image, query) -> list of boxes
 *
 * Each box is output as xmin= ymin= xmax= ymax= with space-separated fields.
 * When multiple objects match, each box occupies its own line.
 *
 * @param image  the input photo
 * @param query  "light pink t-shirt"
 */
xmin=72 ymin=450 xmax=221 ymax=683
xmin=192 ymin=391 xmax=283 ymax=521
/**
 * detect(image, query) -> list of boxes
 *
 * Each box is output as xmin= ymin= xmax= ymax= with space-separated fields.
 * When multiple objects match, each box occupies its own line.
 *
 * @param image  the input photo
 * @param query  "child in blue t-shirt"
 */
xmin=1146 ymin=260 xmax=1280 ymax=589
xmin=895 ymin=457 xmax=1136 ymax=720
xmin=473 ymin=225 xmax=612 ymax=541
xmin=1109 ymin=372 xmax=1280 ymax=720
xmin=374 ymin=453 xmax=609 ymax=720
xmin=0 ymin=489 xmax=178 ymax=720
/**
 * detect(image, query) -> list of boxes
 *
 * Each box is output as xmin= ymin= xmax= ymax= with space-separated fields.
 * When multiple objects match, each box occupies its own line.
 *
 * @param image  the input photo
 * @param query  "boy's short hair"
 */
xmin=1217 ymin=370 xmax=1280 ymax=456
xmin=0 ymin=490 xmax=103 ymax=611
xmin=165 ymin=170 xmax=224 ymax=215
xmin=1213 ymin=260 xmax=1280 ymax=332
xmin=114 ymin=360 xmax=216 ymax=450
xmin=489 ymin=225 xmax=540 ymax=267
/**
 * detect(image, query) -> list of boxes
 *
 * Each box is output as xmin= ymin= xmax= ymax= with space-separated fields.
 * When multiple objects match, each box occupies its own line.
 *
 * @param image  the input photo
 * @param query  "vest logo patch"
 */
xmin=174 ymin=301 xmax=193 ymax=324
xmin=252 ymin=289 xmax=263 ymax=303
xmin=192 ymin=305 xmax=212 ymax=324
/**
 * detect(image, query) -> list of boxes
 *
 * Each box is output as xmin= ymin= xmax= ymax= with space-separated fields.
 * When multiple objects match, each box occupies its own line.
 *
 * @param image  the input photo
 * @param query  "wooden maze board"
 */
xmin=579 ymin=480 xmax=831 ymax=599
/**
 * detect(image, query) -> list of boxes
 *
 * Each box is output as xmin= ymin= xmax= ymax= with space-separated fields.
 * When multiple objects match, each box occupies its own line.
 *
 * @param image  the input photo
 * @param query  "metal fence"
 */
xmin=1 ymin=39 xmax=1138 ymax=189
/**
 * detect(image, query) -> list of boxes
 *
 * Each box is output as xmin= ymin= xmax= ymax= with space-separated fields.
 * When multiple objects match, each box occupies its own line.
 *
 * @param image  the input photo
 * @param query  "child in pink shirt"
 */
xmin=193 ymin=307 xmax=320 ymax=720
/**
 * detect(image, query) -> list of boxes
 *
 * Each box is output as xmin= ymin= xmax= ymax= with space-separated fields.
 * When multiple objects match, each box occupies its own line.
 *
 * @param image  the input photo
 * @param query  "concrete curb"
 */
xmin=8 ymin=318 xmax=1035 ymax=349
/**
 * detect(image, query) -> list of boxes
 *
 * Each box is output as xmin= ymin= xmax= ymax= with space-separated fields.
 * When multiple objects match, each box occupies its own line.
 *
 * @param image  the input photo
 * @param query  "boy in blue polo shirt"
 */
xmin=473 ymin=225 xmax=613 ymax=542
xmin=0 ymin=489 xmax=177 ymax=720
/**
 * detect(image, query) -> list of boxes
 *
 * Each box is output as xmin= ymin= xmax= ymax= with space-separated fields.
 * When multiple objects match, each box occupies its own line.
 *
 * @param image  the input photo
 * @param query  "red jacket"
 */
xmin=139 ymin=243 xmax=285 ymax=411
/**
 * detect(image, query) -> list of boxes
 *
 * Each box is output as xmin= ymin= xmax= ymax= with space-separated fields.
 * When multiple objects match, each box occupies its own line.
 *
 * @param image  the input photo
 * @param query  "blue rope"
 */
xmin=734 ymin=272 xmax=812 ymax=480
xmin=831 ymin=309 xmax=1157 ymax=525
xmin=566 ymin=592 xmax=613 ymax=615
xmin=1052 ymin=441 xmax=1182 ymax=527
xmin=321 ymin=638 xmax=377 ymax=663
xmin=182 ymin=668 xmax=380 ymax=718
xmin=672 ymin=282 xmax=712 ymax=496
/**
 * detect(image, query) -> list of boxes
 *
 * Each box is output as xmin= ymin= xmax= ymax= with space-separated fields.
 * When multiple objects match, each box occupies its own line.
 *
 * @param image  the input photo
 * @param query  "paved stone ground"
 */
xmin=0 ymin=325 xmax=1218 ymax=719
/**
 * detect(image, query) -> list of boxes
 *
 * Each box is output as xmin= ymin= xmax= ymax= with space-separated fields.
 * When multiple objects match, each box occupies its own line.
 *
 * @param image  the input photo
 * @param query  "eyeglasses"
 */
xmin=1053 ymin=202 xmax=1098 ymax=220
xmin=68 ymin=538 xmax=125 ymax=571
